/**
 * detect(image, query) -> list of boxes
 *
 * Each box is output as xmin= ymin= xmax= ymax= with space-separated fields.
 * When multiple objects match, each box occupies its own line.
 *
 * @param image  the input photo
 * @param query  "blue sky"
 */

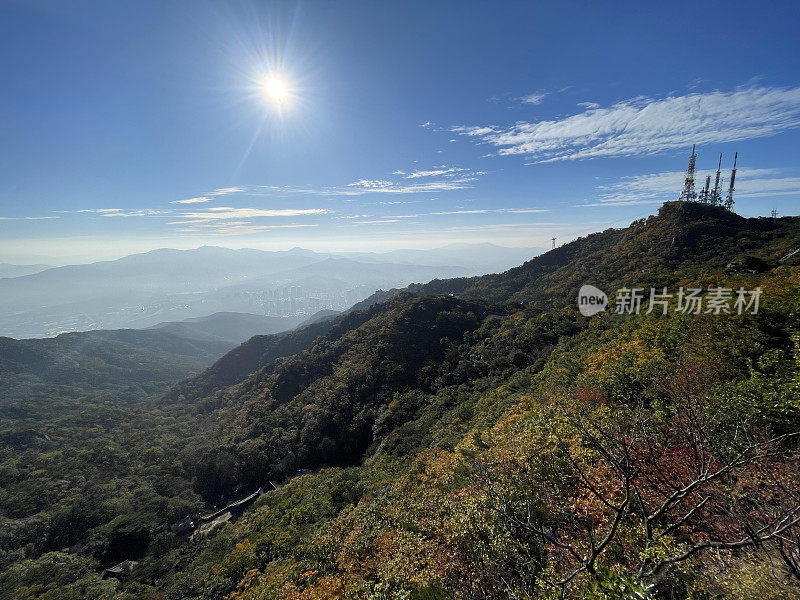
xmin=1 ymin=0 xmax=799 ymax=264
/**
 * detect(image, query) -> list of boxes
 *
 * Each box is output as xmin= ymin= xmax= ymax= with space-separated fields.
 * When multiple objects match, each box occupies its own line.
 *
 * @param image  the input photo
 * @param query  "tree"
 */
xmin=471 ymin=392 xmax=800 ymax=597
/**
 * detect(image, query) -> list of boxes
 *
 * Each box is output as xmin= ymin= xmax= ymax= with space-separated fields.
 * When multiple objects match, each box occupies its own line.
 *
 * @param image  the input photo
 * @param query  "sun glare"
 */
xmin=263 ymin=77 xmax=288 ymax=105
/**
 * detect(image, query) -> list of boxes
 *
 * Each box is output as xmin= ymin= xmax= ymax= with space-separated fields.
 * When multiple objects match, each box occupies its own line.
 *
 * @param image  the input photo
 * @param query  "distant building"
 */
xmin=170 ymin=515 xmax=194 ymax=535
xmin=103 ymin=560 xmax=139 ymax=579
xmin=294 ymin=468 xmax=320 ymax=477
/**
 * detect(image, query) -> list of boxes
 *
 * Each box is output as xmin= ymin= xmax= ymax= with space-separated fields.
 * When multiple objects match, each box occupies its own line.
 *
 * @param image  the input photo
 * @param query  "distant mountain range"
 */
xmin=0 ymin=263 xmax=52 ymax=279
xmin=148 ymin=311 xmax=305 ymax=346
xmin=0 ymin=243 xmax=541 ymax=339
xmin=335 ymin=242 xmax=542 ymax=273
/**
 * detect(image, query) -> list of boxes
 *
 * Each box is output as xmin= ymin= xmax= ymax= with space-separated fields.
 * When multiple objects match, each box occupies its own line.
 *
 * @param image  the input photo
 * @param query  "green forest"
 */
xmin=2 ymin=202 xmax=800 ymax=599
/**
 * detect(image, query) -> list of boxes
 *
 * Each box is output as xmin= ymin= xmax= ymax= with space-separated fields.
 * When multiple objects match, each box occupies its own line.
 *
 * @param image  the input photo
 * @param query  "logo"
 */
xmin=578 ymin=285 xmax=608 ymax=317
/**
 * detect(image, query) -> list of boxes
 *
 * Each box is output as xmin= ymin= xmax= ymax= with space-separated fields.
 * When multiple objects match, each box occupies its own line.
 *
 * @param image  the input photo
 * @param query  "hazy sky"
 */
xmin=1 ymin=1 xmax=799 ymax=264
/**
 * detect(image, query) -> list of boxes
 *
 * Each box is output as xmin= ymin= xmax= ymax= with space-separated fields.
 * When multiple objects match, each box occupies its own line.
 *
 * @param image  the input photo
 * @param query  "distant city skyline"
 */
xmin=2 ymin=1 xmax=799 ymax=264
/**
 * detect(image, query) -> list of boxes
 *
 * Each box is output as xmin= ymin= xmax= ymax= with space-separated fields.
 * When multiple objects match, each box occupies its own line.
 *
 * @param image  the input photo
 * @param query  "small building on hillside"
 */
xmin=170 ymin=515 xmax=194 ymax=535
xmin=294 ymin=468 xmax=319 ymax=477
xmin=103 ymin=560 xmax=139 ymax=579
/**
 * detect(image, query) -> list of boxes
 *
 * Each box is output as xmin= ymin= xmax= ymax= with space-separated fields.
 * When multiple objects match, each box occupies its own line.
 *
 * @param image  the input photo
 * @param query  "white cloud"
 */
xmin=172 ymin=197 xmax=211 ymax=204
xmin=347 ymin=179 xmax=394 ymax=189
xmin=443 ymin=222 xmax=558 ymax=232
xmin=101 ymin=210 xmax=171 ymax=217
xmin=428 ymin=209 xmax=548 ymax=216
xmin=182 ymin=169 xmax=486 ymax=206
xmin=365 ymin=200 xmax=424 ymax=206
xmin=453 ymin=86 xmax=800 ymax=162
xmin=76 ymin=208 xmax=170 ymax=217
xmin=170 ymin=207 xmax=330 ymax=224
xmin=340 ymin=177 xmax=478 ymax=195
xmin=0 ymin=216 xmax=59 ymax=221
xmin=577 ymin=101 xmax=600 ymax=109
xmin=352 ymin=219 xmax=401 ymax=224
xmin=351 ymin=208 xmax=551 ymax=221
xmin=209 ymin=187 xmax=245 ymax=196
xmin=405 ymin=167 xmax=468 ymax=179
xmin=177 ymin=223 xmax=319 ymax=236
xmin=520 ymin=92 xmax=547 ymax=105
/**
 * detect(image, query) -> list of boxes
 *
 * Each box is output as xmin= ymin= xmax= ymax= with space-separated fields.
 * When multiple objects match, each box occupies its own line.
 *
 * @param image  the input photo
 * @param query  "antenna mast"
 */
xmin=678 ymin=144 xmax=698 ymax=202
xmin=724 ymin=152 xmax=737 ymax=210
xmin=551 ymin=237 xmax=557 ymax=250
xmin=710 ymin=153 xmax=723 ymax=205
xmin=699 ymin=175 xmax=711 ymax=203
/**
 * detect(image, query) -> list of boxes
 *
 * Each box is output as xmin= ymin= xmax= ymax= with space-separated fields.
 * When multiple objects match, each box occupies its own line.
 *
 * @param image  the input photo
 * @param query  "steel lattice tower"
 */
xmin=724 ymin=152 xmax=737 ymax=210
xmin=678 ymin=144 xmax=698 ymax=202
xmin=710 ymin=153 xmax=723 ymax=205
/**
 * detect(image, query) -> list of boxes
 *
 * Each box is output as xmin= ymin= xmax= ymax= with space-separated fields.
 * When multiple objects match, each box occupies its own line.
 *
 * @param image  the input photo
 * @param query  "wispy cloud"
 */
xmin=188 ymin=168 xmax=486 ymax=202
xmin=0 ymin=216 xmax=60 ymax=221
xmin=404 ymin=167 xmax=468 ymax=179
xmin=364 ymin=200 xmax=425 ymax=206
xmin=352 ymin=219 xmax=402 ymax=224
xmin=443 ymin=222 xmax=558 ymax=232
xmin=350 ymin=208 xmax=551 ymax=221
xmin=172 ymin=197 xmax=211 ymax=204
xmin=169 ymin=207 xmax=331 ymax=224
xmin=519 ymin=91 xmax=547 ymax=105
xmin=176 ymin=223 xmax=319 ymax=236
xmin=339 ymin=177 xmax=478 ymax=195
xmin=582 ymin=167 xmax=800 ymax=207
xmin=429 ymin=208 xmax=549 ymax=216
xmin=77 ymin=208 xmax=171 ymax=217
xmin=347 ymin=179 xmax=394 ymax=189
xmin=453 ymin=86 xmax=800 ymax=162
xmin=209 ymin=187 xmax=245 ymax=196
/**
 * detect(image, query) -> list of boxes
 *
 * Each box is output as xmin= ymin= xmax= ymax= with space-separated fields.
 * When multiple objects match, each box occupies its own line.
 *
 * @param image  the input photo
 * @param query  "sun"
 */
xmin=262 ymin=77 xmax=288 ymax=105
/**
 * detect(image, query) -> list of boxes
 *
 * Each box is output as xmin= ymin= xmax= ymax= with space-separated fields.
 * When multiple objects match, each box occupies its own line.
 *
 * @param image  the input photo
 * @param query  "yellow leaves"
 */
xmin=693 ymin=550 xmax=800 ymax=600
xmin=587 ymin=338 xmax=659 ymax=378
xmin=223 ymin=568 xmax=263 ymax=600
xmin=211 ymin=539 xmax=258 ymax=584
xmin=277 ymin=575 xmax=348 ymax=600
xmin=372 ymin=529 xmax=443 ymax=588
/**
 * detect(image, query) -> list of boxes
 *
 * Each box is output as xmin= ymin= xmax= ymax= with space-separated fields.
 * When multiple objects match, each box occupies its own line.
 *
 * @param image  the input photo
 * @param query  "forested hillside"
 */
xmin=2 ymin=203 xmax=800 ymax=600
